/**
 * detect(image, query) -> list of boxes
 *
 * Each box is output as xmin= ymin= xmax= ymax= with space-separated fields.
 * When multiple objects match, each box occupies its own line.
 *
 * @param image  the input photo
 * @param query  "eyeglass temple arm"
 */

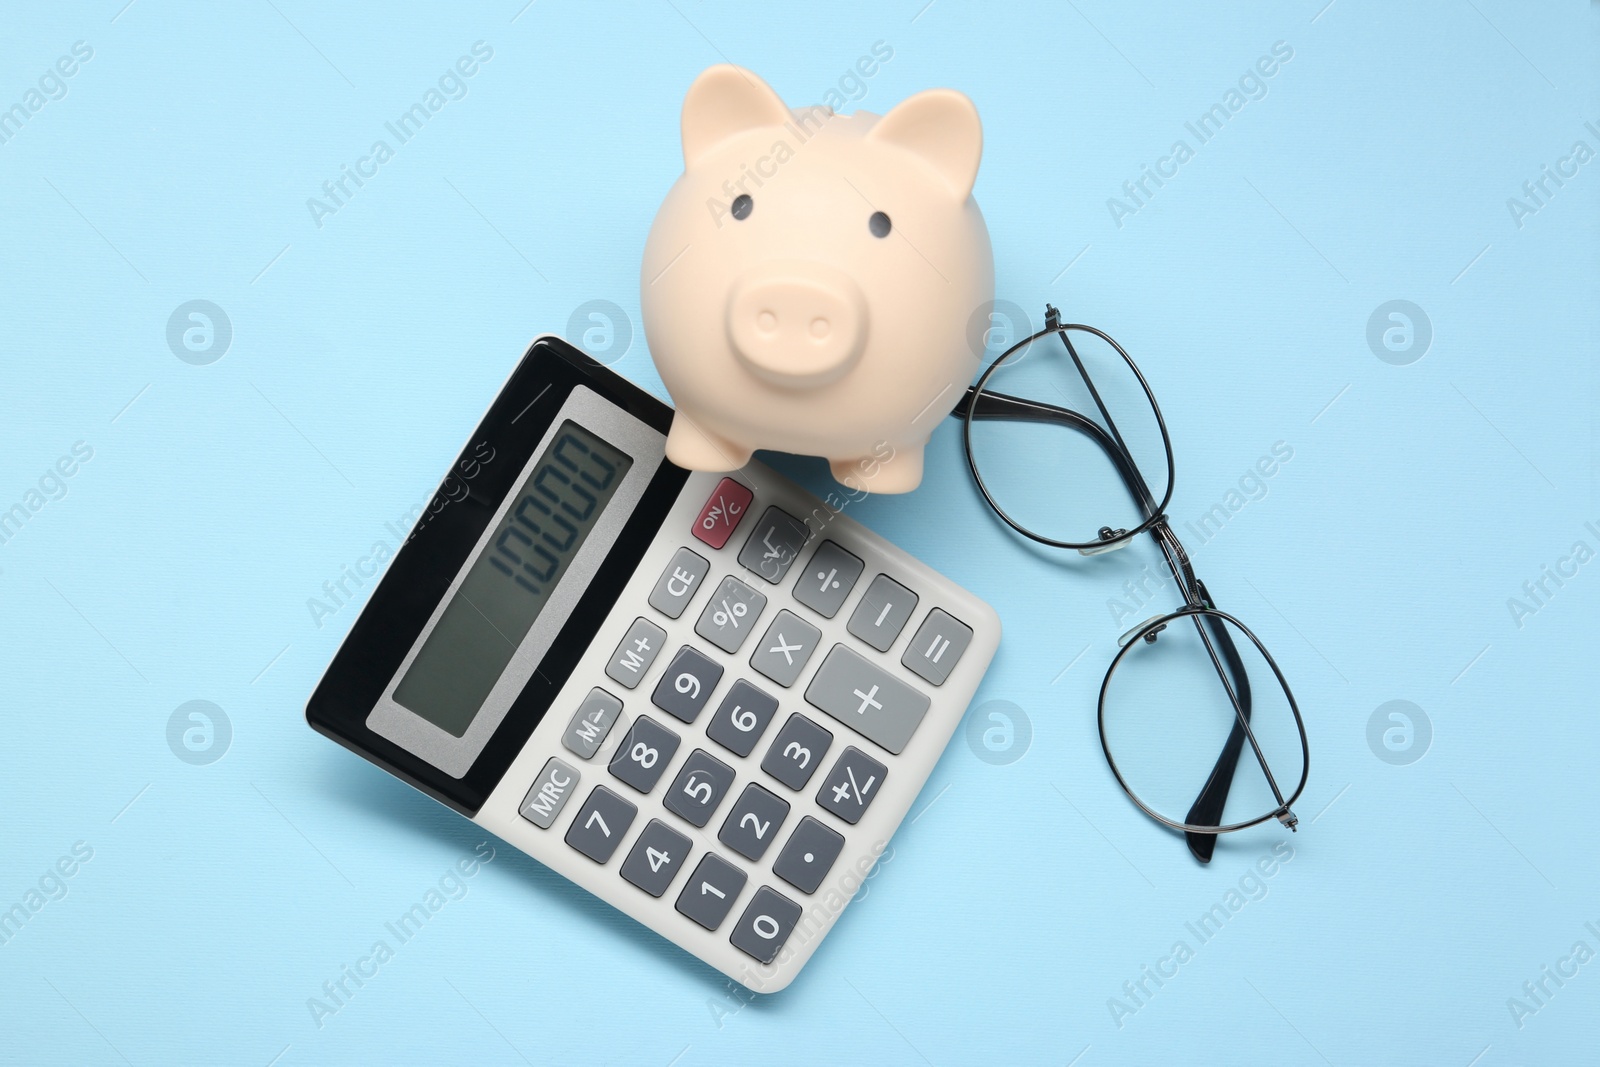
xmin=1156 ymin=527 xmax=1291 ymax=858
xmin=952 ymin=388 xmax=1160 ymax=520
xmin=1050 ymin=308 xmax=1155 ymax=512
xmin=1180 ymin=581 xmax=1255 ymax=863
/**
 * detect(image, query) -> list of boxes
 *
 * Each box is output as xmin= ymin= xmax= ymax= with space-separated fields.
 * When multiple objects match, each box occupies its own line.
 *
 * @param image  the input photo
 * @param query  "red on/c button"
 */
xmin=692 ymin=477 xmax=753 ymax=549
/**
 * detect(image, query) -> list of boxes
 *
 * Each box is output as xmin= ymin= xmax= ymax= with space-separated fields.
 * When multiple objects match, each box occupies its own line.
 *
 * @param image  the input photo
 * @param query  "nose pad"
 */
xmin=726 ymin=262 xmax=868 ymax=388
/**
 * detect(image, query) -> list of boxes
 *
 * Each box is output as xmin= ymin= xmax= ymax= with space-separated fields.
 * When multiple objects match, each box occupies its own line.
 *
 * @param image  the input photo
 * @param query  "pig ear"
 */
xmin=867 ymin=89 xmax=983 ymax=199
xmin=681 ymin=65 xmax=791 ymax=166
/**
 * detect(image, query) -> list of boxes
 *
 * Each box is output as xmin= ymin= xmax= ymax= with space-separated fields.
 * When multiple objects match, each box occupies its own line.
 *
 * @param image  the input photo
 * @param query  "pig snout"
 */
xmin=725 ymin=260 xmax=868 ymax=388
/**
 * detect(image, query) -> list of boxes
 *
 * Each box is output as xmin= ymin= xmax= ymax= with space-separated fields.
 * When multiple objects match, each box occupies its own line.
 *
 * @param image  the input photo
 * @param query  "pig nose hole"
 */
xmin=809 ymin=317 xmax=830 ymax=340
xmin=757 ymin=310 xmax=778 ymax=334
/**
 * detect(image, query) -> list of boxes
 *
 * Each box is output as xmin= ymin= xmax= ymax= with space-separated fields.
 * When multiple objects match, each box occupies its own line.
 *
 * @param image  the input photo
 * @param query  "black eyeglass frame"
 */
xmin=952 ymin=305 xmax=1310 ymax=858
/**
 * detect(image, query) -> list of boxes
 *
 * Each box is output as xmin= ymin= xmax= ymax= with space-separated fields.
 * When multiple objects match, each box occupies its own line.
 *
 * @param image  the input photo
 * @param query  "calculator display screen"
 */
xmin=393 ymin=421 xmax=633 ymax=736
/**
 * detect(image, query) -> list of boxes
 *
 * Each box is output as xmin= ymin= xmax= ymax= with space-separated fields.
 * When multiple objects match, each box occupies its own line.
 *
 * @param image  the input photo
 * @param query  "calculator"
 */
xmin=306 ymin=337 xmax=999 ymax=992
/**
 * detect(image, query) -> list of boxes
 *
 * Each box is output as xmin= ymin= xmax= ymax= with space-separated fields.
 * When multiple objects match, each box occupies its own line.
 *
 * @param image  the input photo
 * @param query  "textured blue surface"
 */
xmin=2 ymin=2 xmax=1597 ymax=1063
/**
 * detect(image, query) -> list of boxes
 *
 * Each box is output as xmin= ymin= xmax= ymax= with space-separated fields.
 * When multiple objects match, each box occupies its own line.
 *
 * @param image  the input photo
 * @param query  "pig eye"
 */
xmin=731 ymin=194 xmax=753 ymax=221
xmin=868 ymin=211 xmax=891 ymax=238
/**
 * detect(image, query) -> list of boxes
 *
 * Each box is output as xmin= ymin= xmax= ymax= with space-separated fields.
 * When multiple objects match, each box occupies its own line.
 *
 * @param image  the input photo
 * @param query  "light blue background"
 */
xmin=2 ymin=1 xmax=1596 ymax=1063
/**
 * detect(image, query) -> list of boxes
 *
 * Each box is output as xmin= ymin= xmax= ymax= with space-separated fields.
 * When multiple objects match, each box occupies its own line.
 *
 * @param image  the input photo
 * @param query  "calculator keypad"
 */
xmin=694 ymin=575 xmax=767 ymax=653
xmin=705 ymin=680 xmax=779 ymax=757
xmin=749 ymin=609 xmax=822 ymax=688
xmin=514 ymin=471 xmax=992 ymax=985
xmin=651 ymin=646 xmax=723 ymax=722
xmin=760 ymin=713 xmax=833 ymax=791
xmin=719 ymin=783 xmax=790 ymax=861
xmin=609 ymin=716 xmax=681 ymax=794
xmin=662 ymin=749 xmax=736 ymax=827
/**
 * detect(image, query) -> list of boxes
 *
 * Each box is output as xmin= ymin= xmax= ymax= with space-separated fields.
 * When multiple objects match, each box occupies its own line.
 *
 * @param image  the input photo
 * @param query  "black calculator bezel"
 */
xmin=305 ymin=337 xmax=688 ymax=816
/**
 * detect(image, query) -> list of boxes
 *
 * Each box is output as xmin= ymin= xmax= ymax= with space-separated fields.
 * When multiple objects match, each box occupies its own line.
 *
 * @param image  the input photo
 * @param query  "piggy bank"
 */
xmin=640 ymin=64 xmax=993 ymax=494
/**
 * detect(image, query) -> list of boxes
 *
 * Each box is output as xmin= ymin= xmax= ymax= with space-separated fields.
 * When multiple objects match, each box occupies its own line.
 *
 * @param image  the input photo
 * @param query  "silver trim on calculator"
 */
xmin=365 ymin=385 xmax=665 ymax=778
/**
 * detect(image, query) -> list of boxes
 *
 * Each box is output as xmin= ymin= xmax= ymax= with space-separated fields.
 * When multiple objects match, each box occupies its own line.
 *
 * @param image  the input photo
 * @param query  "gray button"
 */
xmin=564 ymin=786 xmax=638 ymax=863
xmin=648 ymin=547 xmax=710 ymax=619
xmin=901 ymin=609 xmax=974 ymax=686
xmin=816 ymin=747 xmax=887 ymax=825
xmin=737 ymin=506 xmax=810 ymax=585
xmin=605 ymin=617 xmax=667 ymax=689
xmin=694 ymin=575 xmax=767 ymax=653
xmin=705 ymin=680 xmax=779 ymax=757
xmin=663 ymin=748 xmax=736 ymax=828
xmin=730 ymin=886 xmax=803 ymax=964
xmin=773 ymin=816 xmax=845 ymax=895
xmin=650 ymin=645 xmax=724 ymax=723
xmin=518 ymin=757 xmax=581 ymax=829
xmin=749 ymin=610 xmax=822 ymax=689
xmin=676 ymin=853 xmax=748 ymax=931
xmin=562 ymin=688 xmax=622 ymax=759
xmin=792 ymin=540 xmax=863 ymax=619
xmin=608 ymin=715 xmax=681 ymax=794
xmin=760 ymin=713 xmax=833 ymax=791
xmin=804 ymin=645 xmax=931 ymax=755
xmin=846 ymin=574 xmax=918 ymax=652
xmin=718 ymin=783 xmax=790 ymax=862
xmin=620 ymin=819 xmax=693 ymax=898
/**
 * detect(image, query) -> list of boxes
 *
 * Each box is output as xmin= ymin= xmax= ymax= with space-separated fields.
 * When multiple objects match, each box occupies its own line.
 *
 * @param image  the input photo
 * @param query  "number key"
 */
xmin=718 ymin=783 xmax=790 ymax=862
xmin=608 ymin=715 xmax=681 ymax=794
xmin=730 ymin=886 xmax=803 ymax=964
xmin=705 ymin=680 xmax=779 ymax=757
xmin=620 ymin=819 xmax=693 ymax=898
xmin=760 ymin=713 xmax=832 ymax=791
xmin=564 ymin=786 xmax=638 ymax=864
xmin=676 ymin=854 xmax=748 ymax=931
xmin=651 ymin=646 xmax=723 ymax=723
xmin=663 ymin=749 xmax=736 ymax=828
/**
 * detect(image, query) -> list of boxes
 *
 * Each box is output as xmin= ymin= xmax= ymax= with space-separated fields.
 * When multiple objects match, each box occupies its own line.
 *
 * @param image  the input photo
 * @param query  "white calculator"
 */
xmin=307 ymin=337 xmax=999 ymax=992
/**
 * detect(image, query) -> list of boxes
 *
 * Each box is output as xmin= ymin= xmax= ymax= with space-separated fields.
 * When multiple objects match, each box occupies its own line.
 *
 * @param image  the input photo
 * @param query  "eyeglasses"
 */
xmin=951 ymin=304 xmax=1309 ymax=863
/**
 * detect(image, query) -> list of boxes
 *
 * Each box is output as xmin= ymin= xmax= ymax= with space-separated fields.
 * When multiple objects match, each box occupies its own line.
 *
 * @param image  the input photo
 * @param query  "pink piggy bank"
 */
xmin=640 ymin=64 xmax=994 ymax=494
